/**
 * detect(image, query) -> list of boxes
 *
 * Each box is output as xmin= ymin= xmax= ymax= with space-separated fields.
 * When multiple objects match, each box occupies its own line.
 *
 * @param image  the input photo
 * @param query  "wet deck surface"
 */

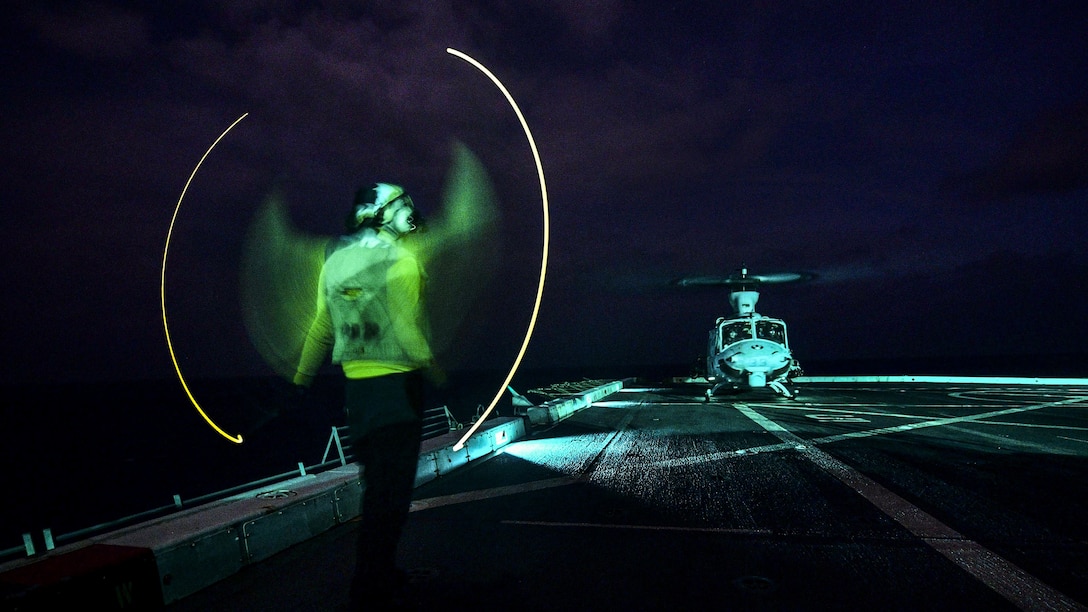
xmin=167 ymin=381 xmax=1088 ymax=611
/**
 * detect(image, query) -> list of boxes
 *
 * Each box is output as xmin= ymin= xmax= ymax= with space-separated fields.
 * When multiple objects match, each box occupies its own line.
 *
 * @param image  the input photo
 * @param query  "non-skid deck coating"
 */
xmin=161 ymin=380 xmax=1088 ymax=611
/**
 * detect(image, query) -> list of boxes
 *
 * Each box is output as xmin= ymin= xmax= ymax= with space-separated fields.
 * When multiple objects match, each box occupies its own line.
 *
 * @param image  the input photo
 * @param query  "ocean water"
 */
xmin=3 ymin=354 xmax=1085 ymax=556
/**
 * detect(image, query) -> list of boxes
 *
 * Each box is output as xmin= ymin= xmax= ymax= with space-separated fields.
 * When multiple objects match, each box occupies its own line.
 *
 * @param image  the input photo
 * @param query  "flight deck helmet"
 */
xmin=347 ymin=183 xmax=421 ymax=235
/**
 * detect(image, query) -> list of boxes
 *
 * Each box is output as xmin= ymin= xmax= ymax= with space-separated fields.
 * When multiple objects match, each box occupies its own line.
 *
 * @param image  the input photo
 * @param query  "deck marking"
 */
xmin=410 ymin=476 xmax=580 ymax=512
xmin=944 ymin=425 xmax=1075 ymax=456
xmin=975 ymin=421 xmax=1088 ymax=432
xmin=952 ymin=389 xmax=1085 ymax=402
xmin=805 ymin=414 xmax=870 ymax=423
xmin=501 ymin=520 xmax=772 ymax=535
xmin=798 ymin=376 xmax=1088 ymax=386
xmin=650 ymin=395 xmax=1087 ymax=468
xmin=734 ymin=402 xmax=1087 ymax=612
xmin=766 ymin=403 xmax=1010 ymax=419
xmin=654 ymin=441 xmax=801 ymax=468
xmin=811 ymin=396 xmax=1088 ymax=445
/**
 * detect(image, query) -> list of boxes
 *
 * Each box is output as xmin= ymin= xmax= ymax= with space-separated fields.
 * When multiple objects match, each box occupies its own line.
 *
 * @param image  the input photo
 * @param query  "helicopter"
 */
xmin=674 ymin=267 xmax=812 ymax=400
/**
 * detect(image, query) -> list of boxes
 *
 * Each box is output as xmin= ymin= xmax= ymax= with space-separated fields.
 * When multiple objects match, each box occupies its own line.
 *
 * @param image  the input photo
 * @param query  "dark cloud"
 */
xmin=942 ymin=99 xmax=1088 ymax=201
xmin=21 ymin=3 xmax=150 ymax=60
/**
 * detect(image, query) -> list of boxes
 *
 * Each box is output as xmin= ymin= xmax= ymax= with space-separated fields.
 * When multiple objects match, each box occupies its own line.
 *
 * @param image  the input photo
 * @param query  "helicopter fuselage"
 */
xmin=677 ymin=270 xmax=808 ymax=399
xmin=706 ymin=312 xmax=796 ymax=397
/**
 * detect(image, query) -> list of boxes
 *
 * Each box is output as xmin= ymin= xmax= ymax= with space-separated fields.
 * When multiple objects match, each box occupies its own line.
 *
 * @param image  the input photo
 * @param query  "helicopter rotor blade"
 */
xmin=671 ymin=275 xmax=733 ymax=287
xmin=748 ymin=271 xmax=813 ymax=284
xmin=671 ymin=270 xmax=814 ymax=287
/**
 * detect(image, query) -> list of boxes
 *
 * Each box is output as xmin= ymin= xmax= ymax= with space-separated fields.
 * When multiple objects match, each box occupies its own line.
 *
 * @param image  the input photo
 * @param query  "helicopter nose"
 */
xmin=722 ymin=341 xmax=791 ymax=379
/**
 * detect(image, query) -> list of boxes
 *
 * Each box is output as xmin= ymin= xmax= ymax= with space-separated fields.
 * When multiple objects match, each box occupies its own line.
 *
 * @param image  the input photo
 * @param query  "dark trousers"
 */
xmin=345 ymin=372 xmax=424 ymax=605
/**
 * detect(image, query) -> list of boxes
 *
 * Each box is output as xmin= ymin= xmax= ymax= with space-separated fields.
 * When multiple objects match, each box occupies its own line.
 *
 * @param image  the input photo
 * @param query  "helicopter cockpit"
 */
xmin=755 ymin=319 xmax=787 ymax=343
xmin=715 ymin=317 xmax=788 ymax=345
xmin=708 ymin=314 xmax=794 ymax=391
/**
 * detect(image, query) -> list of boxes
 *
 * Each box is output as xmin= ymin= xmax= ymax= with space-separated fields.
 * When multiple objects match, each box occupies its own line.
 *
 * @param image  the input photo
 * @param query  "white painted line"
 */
xmin=805 ymin=414 xmax=870 ymax=423
xmin=797 ymin=375 xmax=1088 ymax=386
xmin=410 ymin=476 xmax=580 ymax=512
xmin=763 ymin=403 xmax=1012 ymax=417
xmin=951 ymin=390 xmax=1085 ymax=403
xmin=648 ymin=394 xmax=1088 ymax=468
xmin=734 ymin=403 xmax=1086 ymax=612
xmin=652 ymin=441 xmax=800 ymax=468
xmin=944 ymin=425 xmax=1067 ymax=455
xmin=501 ymin=520 xmax=772 ymax=535
xmin=812 ymin=396 xmax=1088 ymax=445
xmin=966 ymin=421 xmax=1088 ymax=433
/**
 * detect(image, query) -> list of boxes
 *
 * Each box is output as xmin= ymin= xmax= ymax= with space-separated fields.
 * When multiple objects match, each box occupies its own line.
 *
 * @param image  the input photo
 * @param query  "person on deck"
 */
xmin=293 ymin=183 xmax=442 ymax=608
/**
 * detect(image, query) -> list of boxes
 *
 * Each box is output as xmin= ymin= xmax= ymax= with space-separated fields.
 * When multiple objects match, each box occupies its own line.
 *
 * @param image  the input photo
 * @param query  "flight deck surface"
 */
xmin=159 ymin=379 xmax=1088 ymax=611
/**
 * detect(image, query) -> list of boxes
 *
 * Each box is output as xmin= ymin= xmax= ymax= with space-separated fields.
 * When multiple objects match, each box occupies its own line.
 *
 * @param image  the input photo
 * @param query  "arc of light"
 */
xmin=161 ymin=113 xmax=249 ymax=444
xmin=446 ymin=48 xmax=549 ymax=452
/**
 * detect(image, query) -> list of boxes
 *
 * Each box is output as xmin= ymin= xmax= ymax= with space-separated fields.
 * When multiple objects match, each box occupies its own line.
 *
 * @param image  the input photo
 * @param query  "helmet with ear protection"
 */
xmin=346 ymin=183 xmax=417 ymax=232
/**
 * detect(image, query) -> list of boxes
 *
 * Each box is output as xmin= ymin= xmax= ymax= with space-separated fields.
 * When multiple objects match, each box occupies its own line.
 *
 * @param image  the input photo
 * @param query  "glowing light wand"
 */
xmin=445 ymin=48 xmax=550 ymax=452
xmin=161 ymin=113 xmax=249 ymax=444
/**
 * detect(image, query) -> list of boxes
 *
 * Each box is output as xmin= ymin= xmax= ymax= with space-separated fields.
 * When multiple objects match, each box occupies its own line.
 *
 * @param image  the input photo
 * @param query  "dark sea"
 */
xmin=3 ymin=354 xmax=1086 ymax=558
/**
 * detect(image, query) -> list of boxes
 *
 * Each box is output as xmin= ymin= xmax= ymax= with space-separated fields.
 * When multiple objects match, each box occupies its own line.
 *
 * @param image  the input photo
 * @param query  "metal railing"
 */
xmin=2 ymin=405 xmax=462 ymax=564
xmin=423 ymin=404 xmax=463 ymax=439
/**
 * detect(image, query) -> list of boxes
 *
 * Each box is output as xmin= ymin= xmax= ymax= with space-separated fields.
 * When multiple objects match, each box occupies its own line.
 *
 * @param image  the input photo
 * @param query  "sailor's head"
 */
xmin=347 ymin=183 xmax=422 ymax=236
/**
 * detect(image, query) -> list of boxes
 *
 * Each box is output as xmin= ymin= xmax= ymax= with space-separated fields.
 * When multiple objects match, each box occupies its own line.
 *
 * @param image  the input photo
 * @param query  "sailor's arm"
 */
xmin=293 ymin=269 xmax=333 ymax=387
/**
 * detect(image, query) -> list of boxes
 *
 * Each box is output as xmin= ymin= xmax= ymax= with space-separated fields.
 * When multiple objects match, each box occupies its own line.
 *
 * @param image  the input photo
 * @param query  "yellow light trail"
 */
xmin=161 ymin=113 xmax=249 ymax=444
xmin=446 ymin=48 xmax=550 ymax=452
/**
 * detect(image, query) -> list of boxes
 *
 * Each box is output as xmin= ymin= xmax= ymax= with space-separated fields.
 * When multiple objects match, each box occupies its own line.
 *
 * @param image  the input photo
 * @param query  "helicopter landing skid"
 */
xmin=769 ymin=379 xmax=796 ymax=399
xmin=704 ymin=379 xmax=796 ymax=401
xmin=704 ymin=382 xmax=741 ymax=401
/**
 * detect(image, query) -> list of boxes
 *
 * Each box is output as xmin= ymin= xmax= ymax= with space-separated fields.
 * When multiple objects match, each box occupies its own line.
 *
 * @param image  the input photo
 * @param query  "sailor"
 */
xmin=294 ymin=182 xmax=441 ymax=608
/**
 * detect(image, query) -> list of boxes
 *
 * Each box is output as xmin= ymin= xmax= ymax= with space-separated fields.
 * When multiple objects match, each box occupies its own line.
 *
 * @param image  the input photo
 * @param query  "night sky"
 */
xmin=3 ymin=1 xmax=1088 ymax=387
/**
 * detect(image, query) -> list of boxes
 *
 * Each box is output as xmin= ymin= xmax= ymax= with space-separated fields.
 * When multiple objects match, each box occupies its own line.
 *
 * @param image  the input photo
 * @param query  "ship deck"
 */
xmin=5 ymin=377 xmax=1088 ymax=611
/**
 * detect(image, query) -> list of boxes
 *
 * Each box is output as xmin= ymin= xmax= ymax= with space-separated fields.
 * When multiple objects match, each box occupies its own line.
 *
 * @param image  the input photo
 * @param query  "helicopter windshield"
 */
xmin=755 ymin=319 xmax=787 ymax=343
xmin=720 ymin=321 xmax=753 ymax=344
